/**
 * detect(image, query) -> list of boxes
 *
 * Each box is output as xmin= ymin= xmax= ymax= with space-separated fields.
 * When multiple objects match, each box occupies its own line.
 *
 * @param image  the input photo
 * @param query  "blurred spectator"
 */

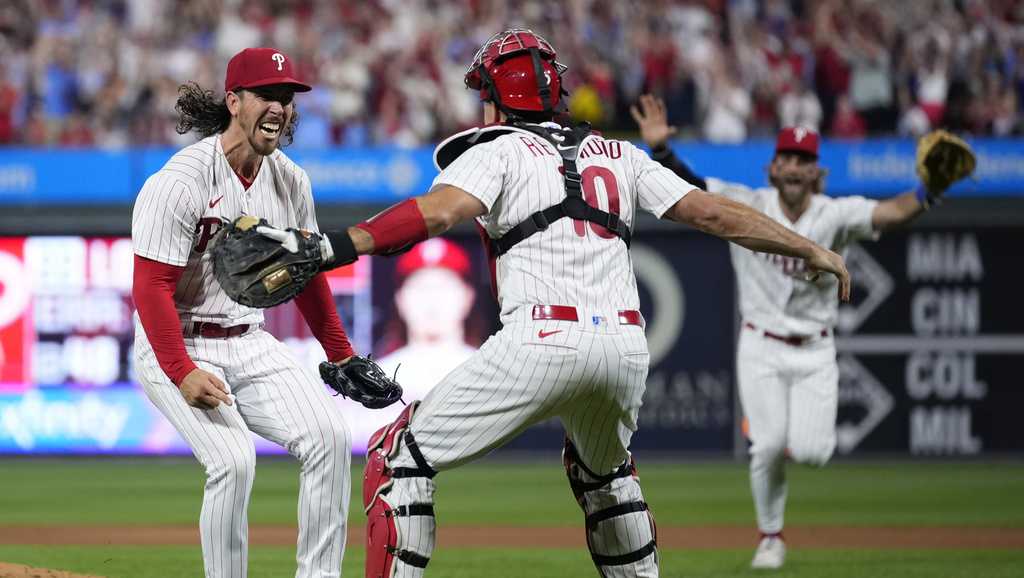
xmin=1 ymin=0 xmax=1023 ymax=148
xmin=703 ymin=56 xmax=751 ymax=142
xmin=0 ymin=65 xmax=18 ymax=144
xmin=777 ymin=76 xmax=823 ymax=131
xmin=843 ymin=10 xmax=896 ymax=134
xmin=58 ymin=111 xmax=94 ymax=146
xmin=830 ymin=94 xmax=867 ymax=139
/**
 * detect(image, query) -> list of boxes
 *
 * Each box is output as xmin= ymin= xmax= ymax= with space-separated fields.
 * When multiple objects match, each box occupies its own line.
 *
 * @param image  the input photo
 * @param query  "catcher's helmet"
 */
xmin=464 ymin=28 xmax=568 ymax=117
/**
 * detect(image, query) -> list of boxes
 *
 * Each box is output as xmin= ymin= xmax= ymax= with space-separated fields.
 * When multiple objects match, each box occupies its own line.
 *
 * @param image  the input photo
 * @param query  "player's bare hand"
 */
xmin=805 ymin=247 xmax=851 ymax=302
xmin=180 ymin=368 xmax=232 ymax=409
xmin=630 ymin=94 xmax=678 ymax=149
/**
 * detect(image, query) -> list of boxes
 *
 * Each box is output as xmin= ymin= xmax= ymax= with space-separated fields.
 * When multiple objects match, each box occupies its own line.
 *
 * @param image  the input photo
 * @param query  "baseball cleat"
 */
xmin=750 ymin=534 xmax=786 ymax=569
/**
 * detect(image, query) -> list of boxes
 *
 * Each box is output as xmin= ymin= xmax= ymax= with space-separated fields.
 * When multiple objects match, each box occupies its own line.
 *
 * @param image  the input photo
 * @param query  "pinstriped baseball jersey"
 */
xmin=432 ymin=127 xmax=692 ymax=323
xmin=378 ymin=124 xmax=677 ymax=578
xmin=705 ymin=178 xmax=878 ymax=335
xmin=132 ymin=133 xmax=352 ymax=578
xmin=705 ymin=176 xmax=878 ymax=542
xmin=131 ymin=134 xmax=317 ymax=327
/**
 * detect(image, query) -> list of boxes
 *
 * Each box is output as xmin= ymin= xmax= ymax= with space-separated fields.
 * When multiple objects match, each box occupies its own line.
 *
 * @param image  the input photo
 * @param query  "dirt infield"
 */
xmin=1 ymin=524 xmax=1022 ymax=550
xmin=0 ymin=562 xmax=104 ymax=578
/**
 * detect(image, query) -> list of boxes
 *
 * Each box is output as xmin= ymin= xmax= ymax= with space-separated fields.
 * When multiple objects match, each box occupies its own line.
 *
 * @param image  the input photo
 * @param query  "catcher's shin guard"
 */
xmin=563 ymin=438 xmax=659 ymax=578
xmin=364 ymin=402 xmax=438 ymax=578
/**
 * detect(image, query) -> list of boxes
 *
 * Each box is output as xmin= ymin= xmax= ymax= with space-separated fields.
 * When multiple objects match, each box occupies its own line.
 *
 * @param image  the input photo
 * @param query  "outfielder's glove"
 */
xmin=916 ymin=129 xmax=976 ymax=207
xmin=319 ymin=356 xmax=404 ymax=409
xmin=211 ymin=215 xmax=324 ymax=308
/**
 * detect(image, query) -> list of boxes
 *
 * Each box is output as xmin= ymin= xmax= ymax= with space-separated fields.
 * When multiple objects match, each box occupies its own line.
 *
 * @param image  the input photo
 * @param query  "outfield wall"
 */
xmin=0 ymin=140 xmax=1020 ymax=456
xmin=0 ymin=227 xmax=1018 ymax=456
xmin=1 ymin=138 xmax=1023 ymax=206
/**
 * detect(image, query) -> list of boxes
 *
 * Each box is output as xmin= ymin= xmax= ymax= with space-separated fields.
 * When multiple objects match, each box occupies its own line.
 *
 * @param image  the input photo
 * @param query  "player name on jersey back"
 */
xmin=432 ymin=125 xmax=695 ymax=324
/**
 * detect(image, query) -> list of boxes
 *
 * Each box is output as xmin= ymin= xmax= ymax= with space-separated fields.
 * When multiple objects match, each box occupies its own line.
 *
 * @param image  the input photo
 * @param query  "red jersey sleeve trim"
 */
xmin=294 ymin=273 xmax=356 ymax=362
xmin=132 ymin=255 xmax=197 ymax=386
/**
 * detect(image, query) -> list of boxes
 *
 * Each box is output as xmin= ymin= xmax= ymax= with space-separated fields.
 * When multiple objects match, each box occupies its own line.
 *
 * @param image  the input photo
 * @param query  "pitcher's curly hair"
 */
xmin=174 ymin=82 xmax=298 ymax=144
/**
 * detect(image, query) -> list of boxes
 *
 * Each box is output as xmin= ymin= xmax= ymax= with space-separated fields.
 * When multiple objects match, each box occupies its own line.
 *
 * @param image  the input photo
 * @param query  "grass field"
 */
xmin=1 ymin=457 xmax=1022 ymax=577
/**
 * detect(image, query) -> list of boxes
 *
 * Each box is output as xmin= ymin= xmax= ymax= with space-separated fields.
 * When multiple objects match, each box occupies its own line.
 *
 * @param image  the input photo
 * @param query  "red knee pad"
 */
xmin=364 ymin=402 xmax=418 ymax=512
xmin=365 ymin=494 xmax=433 ymax=578
xmin=365 ymin=493 xmax=399 ymax=578
xmin=363 ymin=402 xmax=434 ymax=578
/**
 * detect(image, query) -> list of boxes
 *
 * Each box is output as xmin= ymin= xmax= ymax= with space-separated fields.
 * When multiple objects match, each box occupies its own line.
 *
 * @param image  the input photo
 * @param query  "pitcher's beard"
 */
xmin=770 ymin=174 xmax=812 ymax=205
xmin=779 ymin=182 xmax=809 ymax=206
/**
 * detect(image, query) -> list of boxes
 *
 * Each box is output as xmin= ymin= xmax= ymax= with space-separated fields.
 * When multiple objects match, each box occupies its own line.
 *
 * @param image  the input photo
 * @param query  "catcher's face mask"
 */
xmin=465 ymin=28 xmax=568 ymax=117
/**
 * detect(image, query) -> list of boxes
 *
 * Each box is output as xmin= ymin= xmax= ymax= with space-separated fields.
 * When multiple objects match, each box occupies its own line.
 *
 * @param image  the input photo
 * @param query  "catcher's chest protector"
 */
xmin=489 ymin=122 xmax=632 ymax=256
xmin=432 ymin=122 xmax=632 ymax=258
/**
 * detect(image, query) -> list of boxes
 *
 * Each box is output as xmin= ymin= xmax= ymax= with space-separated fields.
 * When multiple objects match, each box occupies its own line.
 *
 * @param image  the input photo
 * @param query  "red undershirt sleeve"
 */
xmin=132 ymin=254 xmax=197 ymax=386
xmin=293 ymin=273 xmax=355 ymax=362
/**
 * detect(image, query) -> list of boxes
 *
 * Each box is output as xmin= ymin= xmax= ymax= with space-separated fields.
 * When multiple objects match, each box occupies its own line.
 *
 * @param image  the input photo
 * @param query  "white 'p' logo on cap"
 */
xmin=794 ymin=127 xmax=807 ymax=142
xmin=272 ymin=53 xmax=285 ymax=71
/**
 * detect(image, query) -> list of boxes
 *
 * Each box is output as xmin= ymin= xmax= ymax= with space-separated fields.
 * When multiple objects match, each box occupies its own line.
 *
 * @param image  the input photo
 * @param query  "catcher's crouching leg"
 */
xmin=563 ymin=438 xmax=659 ymax=578
xmin=364 ymin=402 xmax=438 ymax=578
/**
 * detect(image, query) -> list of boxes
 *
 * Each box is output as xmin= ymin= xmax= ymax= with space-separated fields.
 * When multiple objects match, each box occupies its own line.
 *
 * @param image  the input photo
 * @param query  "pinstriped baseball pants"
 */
xmin=135 ymin=325 xmax=352 ymax=578
xmin=386 ymin=311 xmax=659 ymax=577
xmin=737 ymin=325 xmax=838 ymax=535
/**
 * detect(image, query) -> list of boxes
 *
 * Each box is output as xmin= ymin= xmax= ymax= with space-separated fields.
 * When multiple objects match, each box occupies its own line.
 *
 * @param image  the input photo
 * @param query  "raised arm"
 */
xmin=631 ymin=94 xmax=708 ymax=189
xmin=665 ymin=188 xmax=851 ymax=301
xmin=871 ymin=190 xmax=927 ymax=231
xmin=872 ymin=129 xmax=976 ymax=231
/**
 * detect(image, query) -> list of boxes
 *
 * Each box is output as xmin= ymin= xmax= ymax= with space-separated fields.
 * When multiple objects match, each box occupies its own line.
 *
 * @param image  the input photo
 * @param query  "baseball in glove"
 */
xmin=915 ymin=129 xmax=976 ymax=207
xmin=319 ymin=356 xmax=404 ymax=409
xmin=211 ymin=215 xmax=325 ymax=308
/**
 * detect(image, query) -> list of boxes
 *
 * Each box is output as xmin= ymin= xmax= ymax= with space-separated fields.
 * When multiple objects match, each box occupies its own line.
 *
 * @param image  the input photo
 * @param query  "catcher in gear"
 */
xmin=247 ymin=29 xmax=853 ymax=578
xmin=633 ymin=93 xmax=975 ymax=570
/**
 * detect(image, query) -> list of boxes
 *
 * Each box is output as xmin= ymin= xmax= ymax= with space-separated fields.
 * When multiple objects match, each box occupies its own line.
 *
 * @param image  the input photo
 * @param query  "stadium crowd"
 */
xmin=1 ymin=0 xmax=1022 ymax=148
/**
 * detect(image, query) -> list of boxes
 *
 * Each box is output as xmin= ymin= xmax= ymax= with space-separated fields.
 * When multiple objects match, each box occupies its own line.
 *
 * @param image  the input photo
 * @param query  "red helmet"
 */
xmin=464 ymin=28 xmax=568 ymax=116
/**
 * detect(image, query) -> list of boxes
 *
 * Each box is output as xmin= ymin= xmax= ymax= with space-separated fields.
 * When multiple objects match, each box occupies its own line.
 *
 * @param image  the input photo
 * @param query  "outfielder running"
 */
xmin=131 ymin=48 xmax=355 ymax=578
xmin=632 ymin=94 xmax=975 ymax=569
xmin=236 ymin=30 xmax=850 ymax=577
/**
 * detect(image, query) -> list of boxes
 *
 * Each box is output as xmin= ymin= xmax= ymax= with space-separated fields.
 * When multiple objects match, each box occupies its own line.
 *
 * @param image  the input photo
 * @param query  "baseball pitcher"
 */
xmin=632 ymin=94 xmax=975 ymax=569
xmin=222 ymin=30 xmax=852 ymax=577
xmin=131 ymin=48 xmax=359 ymax=578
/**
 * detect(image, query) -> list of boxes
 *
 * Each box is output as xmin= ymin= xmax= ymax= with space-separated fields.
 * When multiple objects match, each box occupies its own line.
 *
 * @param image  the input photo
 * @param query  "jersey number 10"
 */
xmin=572 ymin=166 xmax=620 ymax=239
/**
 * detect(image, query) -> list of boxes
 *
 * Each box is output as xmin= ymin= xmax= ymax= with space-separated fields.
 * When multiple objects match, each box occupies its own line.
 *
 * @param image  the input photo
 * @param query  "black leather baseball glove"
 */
xmin=211 ymin=216 xmax=323 ymax=308
xmin=319 ymin=356 xmax=404 ymax=409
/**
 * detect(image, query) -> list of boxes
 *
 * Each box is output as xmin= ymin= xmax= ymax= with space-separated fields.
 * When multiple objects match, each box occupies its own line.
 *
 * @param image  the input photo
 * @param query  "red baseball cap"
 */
xmin=775 ymin=127 xmax=819 ymax=158
xmin=396 ymin=239 xmax=470 ymax=280
xmin=224 ymin=47 xmax=312 ymax=93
